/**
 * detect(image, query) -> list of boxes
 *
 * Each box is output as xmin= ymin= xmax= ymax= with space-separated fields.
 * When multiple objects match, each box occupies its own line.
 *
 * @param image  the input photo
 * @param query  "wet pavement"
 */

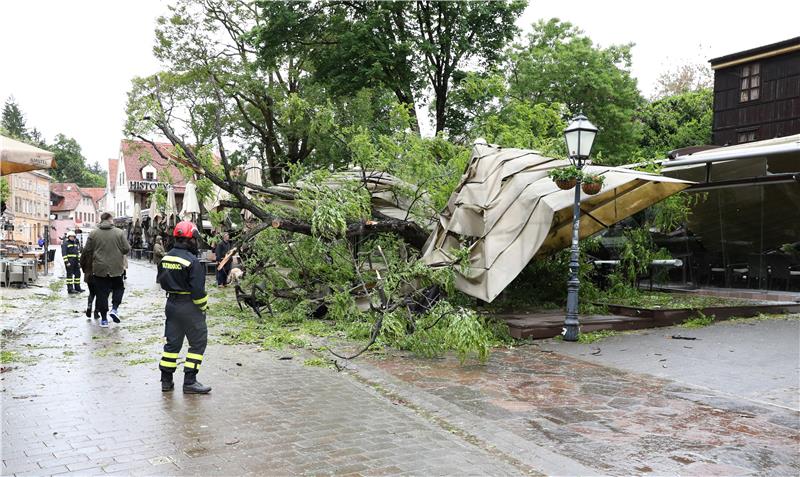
xmin=1 ymin=261 xmax=520 ymax=476
xmin=2 ymin=258 xmax=799 ymax=476
xmin=359 ymin=332 xmax=800 ymax=476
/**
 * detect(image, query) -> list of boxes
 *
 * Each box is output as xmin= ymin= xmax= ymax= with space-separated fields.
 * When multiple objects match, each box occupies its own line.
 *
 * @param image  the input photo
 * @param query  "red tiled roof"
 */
xmin=108 ymin=158 xmax=119 ymax=193
xmin=120 ymin=140 xmax=188 ymax=193
xmin=82 ymin=187 xmax=106 ymax=204
xmin=50 ymin=183 xmax=89 ymax=212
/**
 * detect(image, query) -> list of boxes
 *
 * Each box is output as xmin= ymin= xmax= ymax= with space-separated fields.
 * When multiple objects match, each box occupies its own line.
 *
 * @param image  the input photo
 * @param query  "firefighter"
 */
xmin=62 ymin=230 xmax=84 ymax=294
xmin=156 ymin=221 xmax=211 ymax=394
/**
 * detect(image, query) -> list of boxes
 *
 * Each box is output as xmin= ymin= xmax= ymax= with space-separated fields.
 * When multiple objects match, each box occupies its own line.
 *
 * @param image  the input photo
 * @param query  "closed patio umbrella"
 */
xmin=243 ymin=157 xmax=262 ymax=220
xmin=0 ymin=135 xmax=56 ymax=175
xmin=421 ymin=142 xmax=694 ymax=302
xmin=148 ymin=192 xmax=160 ymax=220
xmin=166 ymin=187 xmax=178 ymax=227
xmin=180 ymin=180 xmax=201 ymax=221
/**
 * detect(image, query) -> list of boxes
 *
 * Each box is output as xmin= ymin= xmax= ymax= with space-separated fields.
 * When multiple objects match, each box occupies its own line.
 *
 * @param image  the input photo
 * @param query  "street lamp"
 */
xmin=562 ymin=114 xmax=598 ymax=342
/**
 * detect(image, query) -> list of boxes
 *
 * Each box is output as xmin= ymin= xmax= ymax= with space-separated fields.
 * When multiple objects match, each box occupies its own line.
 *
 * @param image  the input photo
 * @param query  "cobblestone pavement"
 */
xmin=1 ymin=261 xmax=524 ymax=476
xmin=359 ymin=338 xmax=800 ymax=476
xmin=3 ymin=259 xmax=800 ymax=476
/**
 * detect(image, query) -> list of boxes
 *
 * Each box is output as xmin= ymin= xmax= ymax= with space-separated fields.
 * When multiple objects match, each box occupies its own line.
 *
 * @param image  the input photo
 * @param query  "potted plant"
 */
xmin=548 ymin=166 xmax=582 ymax=190
xmin=581 ymin=174 xmax=604 ymax=195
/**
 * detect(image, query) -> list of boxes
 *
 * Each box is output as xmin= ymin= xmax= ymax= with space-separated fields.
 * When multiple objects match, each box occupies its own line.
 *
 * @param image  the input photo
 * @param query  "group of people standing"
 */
xmin=61 ymin=215 xmax=215 ymax=395
xmin=62 ymin=212 xmax=131 ymax=327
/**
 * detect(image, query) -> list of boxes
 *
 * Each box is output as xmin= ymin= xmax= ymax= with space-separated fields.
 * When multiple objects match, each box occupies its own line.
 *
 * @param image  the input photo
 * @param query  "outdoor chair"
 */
xmin=706 ymin=255 xmax=728 ymax=287
xmin=746 ymin=253 xmax=769 ymax=289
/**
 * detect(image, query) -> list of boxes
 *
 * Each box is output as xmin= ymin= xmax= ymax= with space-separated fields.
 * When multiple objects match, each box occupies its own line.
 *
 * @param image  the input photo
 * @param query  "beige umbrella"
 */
xmin=148 ymin=192 xmax=161 ymax=220
xmin=204 ymin=184 xmax=230 ymax=212
xmin=0 ymin=135 xmax=56 ymax=175
xmin=166 ymin=186 xmax=178 ymax=226
xmin=180 ymin=180 xmax=201 ymax=221
xmin=243 ymin=157 xmax=262 ymax=220
xmin=421 ymin=142 xmax=694 ymax=302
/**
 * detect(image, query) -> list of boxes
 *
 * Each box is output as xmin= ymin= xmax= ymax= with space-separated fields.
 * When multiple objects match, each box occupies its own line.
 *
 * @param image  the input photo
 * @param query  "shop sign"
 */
xmin=128 ymin=181 xmax=173 ymax=191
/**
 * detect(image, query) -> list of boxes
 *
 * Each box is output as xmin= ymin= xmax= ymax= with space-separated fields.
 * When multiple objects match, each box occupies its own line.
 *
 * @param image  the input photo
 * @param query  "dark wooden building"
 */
xmin=710 ymin=37 xmax=800 ymax=146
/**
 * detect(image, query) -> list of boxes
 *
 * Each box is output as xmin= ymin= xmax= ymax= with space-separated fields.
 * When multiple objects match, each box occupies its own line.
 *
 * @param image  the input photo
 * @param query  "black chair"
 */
xmin=746 ymin=253 xmax=769 ymax=289
xmin=706 ymin=254 xmax=728 ymax=287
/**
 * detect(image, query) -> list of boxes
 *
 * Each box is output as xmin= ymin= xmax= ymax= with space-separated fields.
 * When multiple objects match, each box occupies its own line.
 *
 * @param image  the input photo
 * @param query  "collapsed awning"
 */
xmin=0 ymin=135 xmax=56 ymax=175
xmin=421 ymin=142 xmax=693 ymax=302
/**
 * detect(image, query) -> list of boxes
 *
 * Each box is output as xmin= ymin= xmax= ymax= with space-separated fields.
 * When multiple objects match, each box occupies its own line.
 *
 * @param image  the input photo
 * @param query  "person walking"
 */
xmin=157 ymin=221 xmax=211 ymax=394
xmin=82 ymin=213 xmax=130 ymax=328
xmin=152 ymin=236 xmax=166 ymax=281
xmin=61 ymin=230 xmax=84 ymax=294
xmin=79 ymin=248 xmax=99 ymax=319
xmin=214 ymin=232 xmax=232 ymax=287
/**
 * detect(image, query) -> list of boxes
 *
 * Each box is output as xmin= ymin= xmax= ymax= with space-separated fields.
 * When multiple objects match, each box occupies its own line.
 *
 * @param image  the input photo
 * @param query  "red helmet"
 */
xmin=173 ymin=221 xmax=199 ymax=239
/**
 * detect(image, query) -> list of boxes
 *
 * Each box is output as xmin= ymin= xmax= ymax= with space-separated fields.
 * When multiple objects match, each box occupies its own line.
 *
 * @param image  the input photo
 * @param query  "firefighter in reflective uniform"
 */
xmin=157 ymin=221 xmax=211 ymax=394
xmin=62 ymin=230 xmax=84 ymax=294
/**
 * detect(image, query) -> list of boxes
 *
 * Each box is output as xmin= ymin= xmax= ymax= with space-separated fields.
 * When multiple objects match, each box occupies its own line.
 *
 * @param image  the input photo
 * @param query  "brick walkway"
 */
xmin=1 ymin=262 xmax=522 ymax=476
xmin=4 ymin=260 xmax=799 ymax=476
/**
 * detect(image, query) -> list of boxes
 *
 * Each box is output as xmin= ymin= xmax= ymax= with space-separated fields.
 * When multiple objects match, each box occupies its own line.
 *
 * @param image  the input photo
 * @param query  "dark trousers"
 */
xmin=93 ymin=275 xmax=125 ymax=318
xmin=216 ymin=266 xmax=230 ymax=286
xmin=65 ymin=263 xmax=81 ymax=291
xmin=159 ymin=297 xmax=207 ymax=383
xmin=86 ymin=280 xmax=96 ymax=310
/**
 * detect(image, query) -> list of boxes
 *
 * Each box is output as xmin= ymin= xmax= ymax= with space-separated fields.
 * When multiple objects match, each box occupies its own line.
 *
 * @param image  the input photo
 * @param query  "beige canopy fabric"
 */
xmin=243 ymin=158 xmax=263 ymax=220
xmin=180 ymin=180 xmax=201 ymax=220
xmin=0 ymin=135 xmax=56 ymax=175
xmin=421 ymin=142 xmax=693 ymax=302
xmin=166 ymin=187 xmax=178 ymax=226
xmin=253 ymin=168 xmax=434 ymax=227
xmin=148 ymin=192 xmax=161 ymax=220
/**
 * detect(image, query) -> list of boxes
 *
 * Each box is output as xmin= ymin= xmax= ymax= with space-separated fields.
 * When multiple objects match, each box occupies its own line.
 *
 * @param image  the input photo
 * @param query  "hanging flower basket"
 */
xmin=581 ymin=182 xmax=601 ymax=195
xmin=581 ymin=175 xmax=604 ymax=195
xmin=555 ymin=179 xmax=577 ymax=190
xmin=548 ymin=166 xmax=582 ymax=190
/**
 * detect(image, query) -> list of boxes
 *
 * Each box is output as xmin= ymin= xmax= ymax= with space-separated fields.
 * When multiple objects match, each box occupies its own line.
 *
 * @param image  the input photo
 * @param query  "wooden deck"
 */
xmin=493 ymin=301 xmax=800 ymax=340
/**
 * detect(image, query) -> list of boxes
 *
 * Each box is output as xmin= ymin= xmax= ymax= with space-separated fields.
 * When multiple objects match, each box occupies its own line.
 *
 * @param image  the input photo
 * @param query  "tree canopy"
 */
xmin=2 ymin=96 xmax=106 ymax=187
xmin=125 ymin=0 xmax=717 ymax=360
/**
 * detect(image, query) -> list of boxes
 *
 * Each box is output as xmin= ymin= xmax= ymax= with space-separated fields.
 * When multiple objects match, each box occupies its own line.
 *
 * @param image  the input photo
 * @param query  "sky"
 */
xmin=1 ymin=0 xmax=798 ymax=172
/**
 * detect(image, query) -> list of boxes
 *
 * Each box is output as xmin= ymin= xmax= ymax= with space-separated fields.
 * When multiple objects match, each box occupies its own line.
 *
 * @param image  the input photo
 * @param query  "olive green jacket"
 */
xmin=83 ymin=220 xmax=131 ymax=277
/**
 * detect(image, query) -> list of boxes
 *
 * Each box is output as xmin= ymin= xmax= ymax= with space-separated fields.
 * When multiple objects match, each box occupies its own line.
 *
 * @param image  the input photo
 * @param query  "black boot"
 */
xmin=161 ymin=372 xmax=174 ymax=392
xmin=85 ymin=306 xmax=92 ymax=318
xmin=183 ymin=373 xmax=211 ymax=394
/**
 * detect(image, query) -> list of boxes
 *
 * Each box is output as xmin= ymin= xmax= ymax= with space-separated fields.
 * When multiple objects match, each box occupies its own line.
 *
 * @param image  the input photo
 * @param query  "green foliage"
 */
xmin=296 ymin=171 xmax=372 ymax=239
xmin=487 ymin=238 xmax=602 ymax=312
xmin=303 ymin=357 xmax=332 ymax=368
xmin=647 ymin=192 xmax=705 ymax=233
xmin=547 ymin=165 xmax=582 ymax=182
xmin=1 ymin=350 xmax=19 ymax=364
xmin=614 ymin=227 xmax=669 ymax=288
xmin=0 ymin=177 xmax=9 ymax=204
xmin=49 ymin=134 xmax=106 ymax=187
xmin=2 ymin=96 xmax=29 ymax=140
xmin=381 ymin=302 xmax=498 ymax=364
xmin=680 ymin=311 xmax=715 ymax=329
xmin=577 ymin=329 xmax=617 ymax=344
xmin=637 ymin=88 xmax=713 ymax=159
xmin=582 ymin=174 xmax=605 ymax=185
xmin=508 ymin=19 xmax=643 ymax=164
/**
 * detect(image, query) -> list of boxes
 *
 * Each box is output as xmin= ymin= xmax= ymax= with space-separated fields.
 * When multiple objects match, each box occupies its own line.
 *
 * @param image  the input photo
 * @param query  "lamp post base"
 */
xmin=563 ymin=324 xmax=580 ymax=342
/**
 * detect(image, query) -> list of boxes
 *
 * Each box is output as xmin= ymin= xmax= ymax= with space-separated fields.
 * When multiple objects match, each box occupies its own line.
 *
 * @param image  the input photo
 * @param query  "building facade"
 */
xmin=710 ymin=36 xmax=800 ymax=145
xmin=4 ymin=170 xmax=51 ymax=244
xmin=50 ymin=183 xmax=101 ymax=241
xmin=110 ymin=140 xmax=186 ymax=219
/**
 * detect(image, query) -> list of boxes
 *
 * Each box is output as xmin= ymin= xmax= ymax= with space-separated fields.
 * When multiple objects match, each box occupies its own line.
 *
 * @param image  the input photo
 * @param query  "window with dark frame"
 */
xmin=737 ymin=130 xmax=757 ymax=143
xmin=739 ymin=63 xmax=760 ymax=102
xmin=145 ymin=171 xmax=154 ymax=180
